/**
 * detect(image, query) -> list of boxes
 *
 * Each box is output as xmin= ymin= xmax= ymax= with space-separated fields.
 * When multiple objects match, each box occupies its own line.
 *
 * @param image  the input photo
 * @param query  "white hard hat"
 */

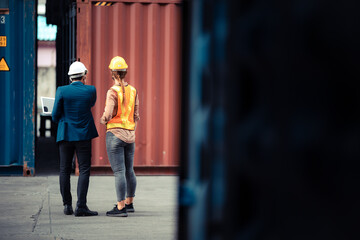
xmin=68 ymin=61 xmax=88 ymax=79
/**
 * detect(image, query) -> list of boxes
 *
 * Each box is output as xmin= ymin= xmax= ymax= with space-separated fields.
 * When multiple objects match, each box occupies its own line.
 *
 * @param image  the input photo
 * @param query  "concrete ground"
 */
xmin=0 ymin=175 xmax=178 ymax=240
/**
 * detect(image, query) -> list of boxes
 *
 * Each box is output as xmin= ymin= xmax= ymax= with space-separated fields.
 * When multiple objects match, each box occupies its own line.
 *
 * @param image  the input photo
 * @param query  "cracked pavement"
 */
xmin=0 ymin=176 xmax=178 ymax=240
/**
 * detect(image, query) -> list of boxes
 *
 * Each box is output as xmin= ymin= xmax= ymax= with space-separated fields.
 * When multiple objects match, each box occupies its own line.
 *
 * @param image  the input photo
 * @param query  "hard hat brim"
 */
xmin=69 ymin=72 xmax=86 ymax=79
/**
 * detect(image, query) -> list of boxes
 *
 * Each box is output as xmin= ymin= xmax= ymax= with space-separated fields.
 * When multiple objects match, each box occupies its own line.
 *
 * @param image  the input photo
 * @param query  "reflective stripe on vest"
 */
xmin=106 ymin=85 xmax=137 ymax=130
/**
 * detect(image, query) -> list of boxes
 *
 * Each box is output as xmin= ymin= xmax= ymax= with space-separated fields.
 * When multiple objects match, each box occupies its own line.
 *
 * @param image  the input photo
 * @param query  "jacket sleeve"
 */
xmin=52 ymin=87 xmax=63 ymax=123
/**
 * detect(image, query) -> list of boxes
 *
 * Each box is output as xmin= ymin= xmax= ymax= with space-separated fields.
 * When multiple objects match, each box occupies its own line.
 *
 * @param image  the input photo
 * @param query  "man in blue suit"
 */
xmin=52 ymin=61 xmax=99 ymax=217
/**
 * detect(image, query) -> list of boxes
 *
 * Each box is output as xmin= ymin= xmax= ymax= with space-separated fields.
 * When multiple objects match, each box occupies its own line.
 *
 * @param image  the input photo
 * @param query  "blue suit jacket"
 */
xmin=52 ymin=81 xmax=99 ymax=142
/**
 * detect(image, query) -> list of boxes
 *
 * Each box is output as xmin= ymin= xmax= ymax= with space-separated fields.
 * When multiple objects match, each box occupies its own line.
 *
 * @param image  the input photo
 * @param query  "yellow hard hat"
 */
xmin=109 ymin=56 xmax=128 ymax=71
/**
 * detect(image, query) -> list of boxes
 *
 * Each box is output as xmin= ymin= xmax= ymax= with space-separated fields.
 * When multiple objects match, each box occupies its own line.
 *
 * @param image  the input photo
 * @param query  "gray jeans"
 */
xmin=106 ymin=132 xmax=137 ymax=202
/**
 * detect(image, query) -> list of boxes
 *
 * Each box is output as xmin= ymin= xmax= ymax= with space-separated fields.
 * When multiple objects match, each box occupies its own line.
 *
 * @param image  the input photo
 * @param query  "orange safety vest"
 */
xmin=106 ymin=85 xmax=137 ymax=130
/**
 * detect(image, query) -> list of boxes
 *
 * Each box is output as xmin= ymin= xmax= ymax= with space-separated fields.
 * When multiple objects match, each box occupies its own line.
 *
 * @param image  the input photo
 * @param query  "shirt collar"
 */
xmin=115 ymin=82 xmax=128 ymax=87
xmin=71 ymin=81 xmax=84 ymax=86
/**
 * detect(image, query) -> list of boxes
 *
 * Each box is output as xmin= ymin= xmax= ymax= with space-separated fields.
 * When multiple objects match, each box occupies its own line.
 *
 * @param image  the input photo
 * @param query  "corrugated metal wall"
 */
xmin=77 ymin=0 xmax=182 ymax=175
xmin=0 ymin=0 xmax=36 ymax=176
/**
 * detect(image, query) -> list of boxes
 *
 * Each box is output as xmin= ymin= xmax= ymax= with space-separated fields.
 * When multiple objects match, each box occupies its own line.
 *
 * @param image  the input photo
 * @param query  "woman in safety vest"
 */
xmin=100 ymin=56 xmax=140 ymax=217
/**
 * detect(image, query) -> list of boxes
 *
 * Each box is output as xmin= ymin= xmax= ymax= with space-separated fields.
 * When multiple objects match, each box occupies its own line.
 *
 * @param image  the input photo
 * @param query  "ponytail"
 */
xmin=112 ymin=71 xmax=127 ymax=105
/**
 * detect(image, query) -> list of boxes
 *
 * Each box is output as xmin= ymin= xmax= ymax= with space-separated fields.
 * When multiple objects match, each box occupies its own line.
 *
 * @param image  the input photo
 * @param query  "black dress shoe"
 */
xmin=63 ymin=204 xmax=74 ymax=215
xmin=74 ymin=206 xmax=98 ymax=217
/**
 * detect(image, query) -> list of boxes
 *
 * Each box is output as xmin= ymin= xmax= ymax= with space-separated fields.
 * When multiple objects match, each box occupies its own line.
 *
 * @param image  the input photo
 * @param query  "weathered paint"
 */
xmin=0 ymin=0 xmax=36 ymax=176
xmin=77 ymin=0 xmax=182 ymax=175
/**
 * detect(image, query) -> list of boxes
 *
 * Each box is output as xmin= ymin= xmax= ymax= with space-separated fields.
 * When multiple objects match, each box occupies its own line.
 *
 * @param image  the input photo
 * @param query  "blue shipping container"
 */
xmin=0 ymin=0 xmax=36 ymax=176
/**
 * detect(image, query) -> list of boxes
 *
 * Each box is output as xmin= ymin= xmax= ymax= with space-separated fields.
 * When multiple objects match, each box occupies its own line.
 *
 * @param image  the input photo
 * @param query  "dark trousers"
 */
xmin=59 ymin=140 xmax=92 ymax=208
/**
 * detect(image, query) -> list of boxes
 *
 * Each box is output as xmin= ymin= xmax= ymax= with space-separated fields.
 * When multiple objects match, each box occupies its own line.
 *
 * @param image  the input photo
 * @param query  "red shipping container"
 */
xmin=76 ymin=0 xmax=182 ymax=175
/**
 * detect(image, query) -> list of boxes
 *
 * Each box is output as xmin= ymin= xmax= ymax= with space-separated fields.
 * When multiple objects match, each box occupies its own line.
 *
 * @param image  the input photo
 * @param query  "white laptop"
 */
xmin=41 ymin=97 xmax=55 ymax=115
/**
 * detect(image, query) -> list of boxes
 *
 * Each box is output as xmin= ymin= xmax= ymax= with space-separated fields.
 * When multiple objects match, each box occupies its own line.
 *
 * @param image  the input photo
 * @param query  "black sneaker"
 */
xmin=106 ymin=205 xmax=128 ymax=217
xmin=125 ymin=203 xmax=135 ymax=212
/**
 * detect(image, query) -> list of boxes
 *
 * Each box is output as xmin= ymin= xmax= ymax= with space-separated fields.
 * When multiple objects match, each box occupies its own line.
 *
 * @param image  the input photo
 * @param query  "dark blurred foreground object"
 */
xmin=179 ymin=0 xmax=360 ymax=239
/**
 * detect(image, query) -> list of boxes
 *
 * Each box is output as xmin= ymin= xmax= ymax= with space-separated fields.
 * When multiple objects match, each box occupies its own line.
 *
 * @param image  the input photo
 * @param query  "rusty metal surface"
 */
xmin=77 ymin=0 xmax=182 ymax=174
